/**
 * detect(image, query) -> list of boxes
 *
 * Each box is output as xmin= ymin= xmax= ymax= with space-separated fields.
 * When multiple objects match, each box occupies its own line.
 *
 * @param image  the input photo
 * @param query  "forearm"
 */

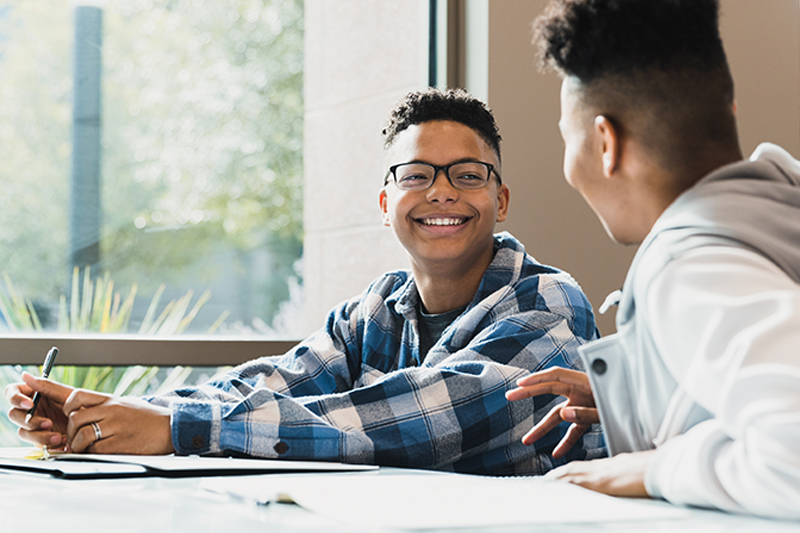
xmin=646 ymin=415 xmax=800 ymax=518
xmin=167 ymin=389 xmax=373 ymax=460
xmin=165 ymin=363 xmax=604 ymax=474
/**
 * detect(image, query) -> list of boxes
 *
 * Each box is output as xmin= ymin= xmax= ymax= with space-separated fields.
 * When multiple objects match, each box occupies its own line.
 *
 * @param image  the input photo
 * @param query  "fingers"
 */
xmin=21 ymin=372 xmax=74 ymax=404
xmin=506 ymin=368 xmax=596 ymax=409
xmin=63 ymin=388 xmax=112 ymax=415
xmin=8 ymin=394 xmax=67 ymax=449
xmin=7 ymin=404 xmax=53 ymax=431
xmin=551 ymin=422 xmax=589 ymax=459
xmin=506 ymin=367 xmax=592 ymax=401
xmin=63 ymin=390 xmax=112 ymax=446
xmin=521 ymin=403 xmax=565 ymax=446
xmin=4 ymin=382 xmax=35 ymax=411
xmin=506 ymin=381 xmax=577 ymax=402
xmin=519 ymin=402 xmax=597 ymax=458
xmin=69 ymin=419 xmax=104 ymax=454
xmin=16 ymin=426 xmax=67 ymax=449
xmin=515 ymin=367 xmax=590 ymax=388
xmin=543 ymin=452 xmax=653 ymax=497
xmin=561 ymin=406 xmax=600 ymax=426
xmin=6 ymin=375 xmax=70 ymax=442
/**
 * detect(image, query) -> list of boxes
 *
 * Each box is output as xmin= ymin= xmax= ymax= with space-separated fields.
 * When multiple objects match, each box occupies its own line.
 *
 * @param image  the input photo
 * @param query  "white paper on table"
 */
xmin=57 ymin=453 xmax=378 ymax=474
xmin=202 ymin=470 xmax=690 ymax=529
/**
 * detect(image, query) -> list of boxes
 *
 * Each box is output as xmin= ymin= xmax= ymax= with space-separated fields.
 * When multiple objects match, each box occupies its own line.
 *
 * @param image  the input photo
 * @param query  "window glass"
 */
xmin=0 ymin=0 xmax=304 ymax=338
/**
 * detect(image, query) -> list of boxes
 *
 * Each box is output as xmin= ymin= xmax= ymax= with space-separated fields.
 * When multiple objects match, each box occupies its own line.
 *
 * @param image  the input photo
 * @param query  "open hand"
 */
xmin=506 ymin=367 xmax=599 ymax=458
xmin=544 ymin=450 xmax=654 ymax=498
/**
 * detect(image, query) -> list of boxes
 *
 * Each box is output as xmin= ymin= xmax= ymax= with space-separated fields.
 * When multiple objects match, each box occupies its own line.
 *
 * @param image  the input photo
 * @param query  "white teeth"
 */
xmin=421 ymin=218 xmax=464 ymax=226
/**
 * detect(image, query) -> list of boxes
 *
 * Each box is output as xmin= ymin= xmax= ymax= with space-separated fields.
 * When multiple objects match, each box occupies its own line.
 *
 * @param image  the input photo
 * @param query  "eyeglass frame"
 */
xmin=383 ymin=160 xmax=502 ymax=191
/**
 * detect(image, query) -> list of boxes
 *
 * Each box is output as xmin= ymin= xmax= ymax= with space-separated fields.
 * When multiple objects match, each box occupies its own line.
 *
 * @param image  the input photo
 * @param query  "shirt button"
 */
xmin=191 ymin=435 xmax=205 ymax=449
xmin=274 ymin=441 xmax=289 ymax=455
xmin=591 ymin=358 xmax=607 ymax=375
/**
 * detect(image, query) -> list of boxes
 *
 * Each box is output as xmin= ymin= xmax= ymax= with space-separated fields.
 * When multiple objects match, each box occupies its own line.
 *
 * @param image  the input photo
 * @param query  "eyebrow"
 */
xmin=394 ymin=158 xmax=491 ymax=166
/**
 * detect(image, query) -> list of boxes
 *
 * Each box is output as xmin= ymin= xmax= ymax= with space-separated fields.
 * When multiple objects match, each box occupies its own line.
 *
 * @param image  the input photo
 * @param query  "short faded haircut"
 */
xmin=533 ymin=0 xmax=737 ymax=172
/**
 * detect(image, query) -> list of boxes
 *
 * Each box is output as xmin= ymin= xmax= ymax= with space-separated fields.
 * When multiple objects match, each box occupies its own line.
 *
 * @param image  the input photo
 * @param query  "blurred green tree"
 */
xmin=0 ymin=0 xmax=304 ymax=332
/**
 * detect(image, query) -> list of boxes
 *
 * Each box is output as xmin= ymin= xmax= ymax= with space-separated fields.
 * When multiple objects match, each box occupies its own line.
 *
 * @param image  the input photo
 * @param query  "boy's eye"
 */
xmin=399 ymin=173 xmax=429 ymax=182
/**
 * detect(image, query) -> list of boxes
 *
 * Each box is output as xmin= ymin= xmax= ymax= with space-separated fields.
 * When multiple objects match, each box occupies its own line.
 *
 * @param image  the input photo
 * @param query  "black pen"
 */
xmin=25 ymin=346 xmax=59 ymax=424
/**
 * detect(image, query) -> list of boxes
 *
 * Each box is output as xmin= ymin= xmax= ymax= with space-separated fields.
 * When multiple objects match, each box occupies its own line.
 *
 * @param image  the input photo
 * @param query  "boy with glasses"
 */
xmin=507 ymin=0 xmax=800 ymax=517
xmin=8 ymin=89 xmax=605 ymax=475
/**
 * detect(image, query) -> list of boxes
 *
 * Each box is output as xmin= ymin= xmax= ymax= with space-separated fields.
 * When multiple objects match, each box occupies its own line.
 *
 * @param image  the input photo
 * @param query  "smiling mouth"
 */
xmin=415 ymin=216 xmax=471 ymax=226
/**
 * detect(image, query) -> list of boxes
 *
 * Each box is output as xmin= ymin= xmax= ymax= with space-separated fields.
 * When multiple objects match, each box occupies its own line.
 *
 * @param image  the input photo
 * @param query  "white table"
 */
xmin=1 ymin=468 xmax=798 ymax=532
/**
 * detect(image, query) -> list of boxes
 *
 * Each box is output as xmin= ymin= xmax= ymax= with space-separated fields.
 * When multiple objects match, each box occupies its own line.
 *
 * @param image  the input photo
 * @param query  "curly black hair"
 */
xmin=533 ymin=0 xmax=729 ymax=83
xmin=382 ymin=88 xmax=502 ymax=161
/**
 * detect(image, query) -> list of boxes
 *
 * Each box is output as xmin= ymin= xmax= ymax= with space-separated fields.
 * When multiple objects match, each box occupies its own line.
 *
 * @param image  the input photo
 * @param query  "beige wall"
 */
xmin=302 ymin=1 xmax=427 ymax=332
xmin=304 ymin=0 xmax=800 ymax=337
xmin=720 ymin=0 xmax=800 ymax=156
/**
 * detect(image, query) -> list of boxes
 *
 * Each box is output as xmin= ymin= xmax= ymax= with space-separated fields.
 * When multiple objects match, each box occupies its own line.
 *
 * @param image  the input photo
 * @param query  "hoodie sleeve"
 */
xmin=644 ymin=246 xmax=800 ymax=519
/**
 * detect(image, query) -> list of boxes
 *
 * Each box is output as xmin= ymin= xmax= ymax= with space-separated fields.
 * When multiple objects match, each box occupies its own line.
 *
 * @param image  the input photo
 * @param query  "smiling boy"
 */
xmin=8 ymin=88 xmax=604 ymax=475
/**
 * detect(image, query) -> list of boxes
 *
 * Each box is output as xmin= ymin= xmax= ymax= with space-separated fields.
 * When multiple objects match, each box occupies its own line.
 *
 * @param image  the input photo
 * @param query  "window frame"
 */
xmin=0 ymin=335 xmax=296 ymax=366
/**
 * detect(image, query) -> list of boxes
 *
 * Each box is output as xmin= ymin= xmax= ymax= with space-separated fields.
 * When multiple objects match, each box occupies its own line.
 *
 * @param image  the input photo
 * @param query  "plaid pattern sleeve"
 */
xmin=148 ymin=232 xmax=606 ymax=475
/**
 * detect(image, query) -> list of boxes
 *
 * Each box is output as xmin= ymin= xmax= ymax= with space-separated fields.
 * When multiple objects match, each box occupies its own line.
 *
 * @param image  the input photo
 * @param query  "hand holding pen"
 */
xmin=5 ymin=347 xmax=174 ymax=454
xmin=24 ymin=346 xmax=59 ymax=424
xmin=4 ymin=346 xmax=75 ymax=450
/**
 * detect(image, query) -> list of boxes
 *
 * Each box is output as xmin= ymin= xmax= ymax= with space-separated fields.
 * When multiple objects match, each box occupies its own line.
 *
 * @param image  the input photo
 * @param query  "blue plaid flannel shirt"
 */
xmin=147 ymin=232 xmax=606 ymax=475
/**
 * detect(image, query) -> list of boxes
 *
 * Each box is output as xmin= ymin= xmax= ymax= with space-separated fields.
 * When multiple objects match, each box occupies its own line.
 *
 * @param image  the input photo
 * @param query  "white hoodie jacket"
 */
xmin=580 ymin=143 xmax=800 ymax=518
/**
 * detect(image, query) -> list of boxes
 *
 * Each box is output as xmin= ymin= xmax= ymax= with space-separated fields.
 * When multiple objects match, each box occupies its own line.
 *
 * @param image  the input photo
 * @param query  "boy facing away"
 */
xmin=508 ymin=0 xmax=800 ymax=518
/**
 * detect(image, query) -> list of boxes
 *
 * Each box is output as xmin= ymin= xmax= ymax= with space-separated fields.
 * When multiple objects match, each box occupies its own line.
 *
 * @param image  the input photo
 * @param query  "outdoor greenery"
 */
xmin=0 ymin=0 xmax=304 ymax=333
xmin=0 ymin=266 xmax=229 ymax=335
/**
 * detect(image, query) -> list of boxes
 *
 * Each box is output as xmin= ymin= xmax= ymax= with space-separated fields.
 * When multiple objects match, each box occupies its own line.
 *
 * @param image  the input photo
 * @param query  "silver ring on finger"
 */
xmin=91 ymin=421 xmax=103 ymax=442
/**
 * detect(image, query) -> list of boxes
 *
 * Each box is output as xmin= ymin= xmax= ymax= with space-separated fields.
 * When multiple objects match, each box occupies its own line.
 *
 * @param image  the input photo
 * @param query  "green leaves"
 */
xmin=0 ymin=273 xmax=42 ymax=332
xmin=1 ymin=266 xmax=227 ymax=335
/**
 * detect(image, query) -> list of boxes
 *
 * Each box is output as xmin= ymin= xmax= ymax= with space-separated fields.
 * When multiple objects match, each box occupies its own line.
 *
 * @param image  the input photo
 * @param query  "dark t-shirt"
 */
xmin=417 ymin=303 xmax=467 ymax=361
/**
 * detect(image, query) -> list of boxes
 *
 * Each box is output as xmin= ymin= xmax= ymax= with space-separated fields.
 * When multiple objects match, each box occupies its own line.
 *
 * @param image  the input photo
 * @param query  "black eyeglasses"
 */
xmin=384 ymin=161 xmax=501 ymax=191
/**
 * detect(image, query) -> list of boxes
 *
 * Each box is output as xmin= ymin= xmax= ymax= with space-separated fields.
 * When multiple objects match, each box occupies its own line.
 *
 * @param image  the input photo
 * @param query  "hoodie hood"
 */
xmin=645 ymin=142 xmax=800 ymax=284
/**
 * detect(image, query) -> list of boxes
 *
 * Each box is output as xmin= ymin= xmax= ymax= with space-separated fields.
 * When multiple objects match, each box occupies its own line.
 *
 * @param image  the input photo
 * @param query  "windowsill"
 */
xmin=0 ymin=334 xmax=300 ymax=366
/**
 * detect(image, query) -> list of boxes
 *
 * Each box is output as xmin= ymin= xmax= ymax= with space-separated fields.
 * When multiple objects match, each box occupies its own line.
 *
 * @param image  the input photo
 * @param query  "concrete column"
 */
xmin=70 ymin=5 xmax=103 ymax=273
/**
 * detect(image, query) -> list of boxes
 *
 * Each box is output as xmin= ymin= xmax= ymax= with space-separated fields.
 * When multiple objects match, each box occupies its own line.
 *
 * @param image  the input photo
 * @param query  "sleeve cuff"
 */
xmin=644 ymin=448 xmax=666 ymax=500
xmin=170 ymin=401 xmax=221 ymax=455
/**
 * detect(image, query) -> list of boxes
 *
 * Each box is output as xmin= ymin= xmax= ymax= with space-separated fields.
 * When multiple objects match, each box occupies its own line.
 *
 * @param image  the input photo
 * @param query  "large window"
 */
xmin=0 ymin=0 xmax=436 ymax=447
xmin=0 ymin=0 xmax=304 ymax=338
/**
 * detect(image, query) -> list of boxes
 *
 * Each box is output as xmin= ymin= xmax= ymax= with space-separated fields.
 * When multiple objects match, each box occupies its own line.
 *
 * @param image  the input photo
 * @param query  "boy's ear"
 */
xmin=495 ymin=184 xmax=510 ymax=223
xmin=594 ymin=115 xmax=619 ymax=178
xmin=379 ymin=189 xmax=391 ymax=226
